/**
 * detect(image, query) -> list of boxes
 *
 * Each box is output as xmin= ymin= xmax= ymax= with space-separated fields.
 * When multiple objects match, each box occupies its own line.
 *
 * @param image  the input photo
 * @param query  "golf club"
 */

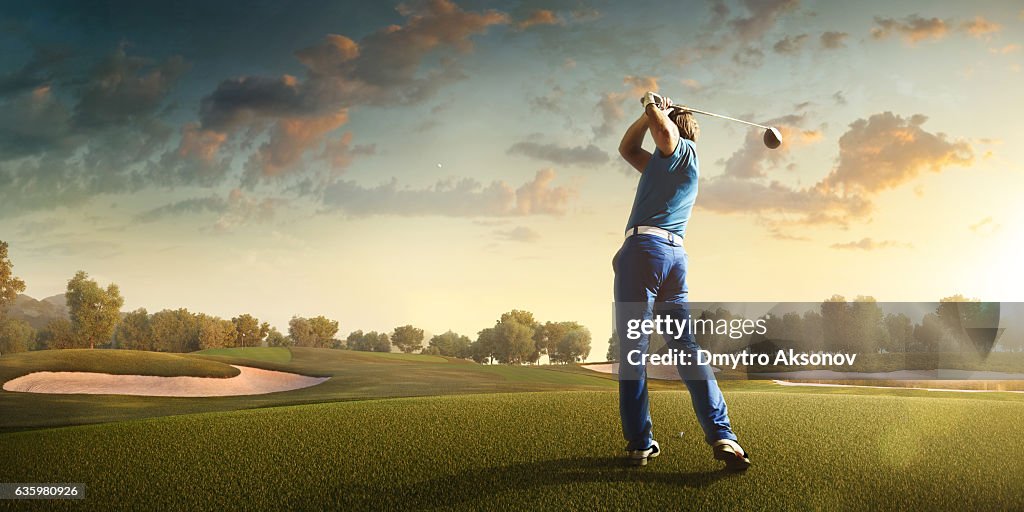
xmin=668 ymin=105 xmax=782 ymax=149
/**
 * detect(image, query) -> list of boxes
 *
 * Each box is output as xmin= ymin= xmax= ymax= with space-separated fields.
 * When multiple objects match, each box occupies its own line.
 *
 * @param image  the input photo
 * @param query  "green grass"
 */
xmin=193 ymin=346 xmax=293 ymax=363
xmin=0 ymin=349 xmax=240 ymax=382
xmin=1 ymin=391 xmax=1022 ymax=511
xmin=0 ymin=348 xmax=616 ymax=432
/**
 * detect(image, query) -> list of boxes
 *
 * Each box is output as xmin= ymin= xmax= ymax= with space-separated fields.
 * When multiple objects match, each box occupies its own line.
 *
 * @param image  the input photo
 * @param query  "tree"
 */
xmin=428 ymin=330 xmax=472 ymax=358
xmin=0 ymin=318 xmax=35 ymax=355
xmin=883 ymin=313 xmax=913 ymax=353
xmin=232 ymin=314 xmax=270 ymax=348
xmin=66 ymin=271 xmax=124 ymax=349
xmin=289 ymin=316 xmax=338 ymax=348
xmin=471 ymin=327 xmax=496 ymax=363
xmin=553 ymin=327 xmax=591 ymax=363
xmin=40 ymin=318 xmax=76 ymax=350
xmin=392 ymin=325 xmax=425 ymax=353
xmin=309 ymin=316 xmax=339 ymax=348
xmin=820 ymin=295 xmax=853 ymax=353
xmin=347 ymin=330 xmax=390 ymax=352
xmin=151 ymin=309 xmax=200 ymax=352
xmin=606 ymin=332 xmax=620 ymax=362
xmin=266 ymin=327 xmax=290 ymax=347
xmin=197 ymin=314 xmax=236 ymax=350
xmin=0 ymin=241 xmax=26 ymax=316
xmin=115 ymin=308 xmax=152 ymax=350
xmin=545 ymin=322 xmax=590 ymax=363
xmin=499 ymin=310 xmax=543 ymax=362
xmin=493 ymin=317 xmax=535 ymax=364
xmin=851 ymin=296 xmax=885 ymax=354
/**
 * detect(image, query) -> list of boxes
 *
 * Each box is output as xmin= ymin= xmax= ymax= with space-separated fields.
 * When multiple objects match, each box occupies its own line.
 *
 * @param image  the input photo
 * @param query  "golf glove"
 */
xmin=641 ymin=91 xmax=665 ymax=110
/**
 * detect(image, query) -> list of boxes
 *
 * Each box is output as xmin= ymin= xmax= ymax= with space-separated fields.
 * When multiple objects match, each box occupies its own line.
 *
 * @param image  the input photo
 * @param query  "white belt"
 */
xmin=625 ymin=226 xmax=682 ymax=245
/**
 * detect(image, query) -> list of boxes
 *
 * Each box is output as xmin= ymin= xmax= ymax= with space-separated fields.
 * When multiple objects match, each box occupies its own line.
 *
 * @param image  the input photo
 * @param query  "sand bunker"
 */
xmin=2 ymin=365 xmax=328 ymax=397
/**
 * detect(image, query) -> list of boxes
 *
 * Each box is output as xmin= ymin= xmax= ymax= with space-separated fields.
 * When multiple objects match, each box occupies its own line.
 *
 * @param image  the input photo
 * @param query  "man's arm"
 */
xmin=645 ymin=103 xmax=679 ymax=158
xmin=619 ymin=113 xmax=653 ymax=173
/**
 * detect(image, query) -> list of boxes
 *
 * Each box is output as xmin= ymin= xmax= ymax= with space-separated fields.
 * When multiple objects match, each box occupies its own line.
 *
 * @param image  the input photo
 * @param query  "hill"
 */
xmin=2 ymin=293 xmax=69 ymax=330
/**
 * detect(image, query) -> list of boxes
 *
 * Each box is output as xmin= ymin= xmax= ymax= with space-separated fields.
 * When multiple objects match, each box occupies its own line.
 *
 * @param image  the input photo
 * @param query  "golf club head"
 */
xmin=763 ymin=127 xmax=782 ymax=149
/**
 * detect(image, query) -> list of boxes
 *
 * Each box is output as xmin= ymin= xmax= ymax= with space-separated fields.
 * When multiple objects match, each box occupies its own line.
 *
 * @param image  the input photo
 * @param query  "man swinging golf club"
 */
xmin=613 ymin=91 xmax=750 ymax=470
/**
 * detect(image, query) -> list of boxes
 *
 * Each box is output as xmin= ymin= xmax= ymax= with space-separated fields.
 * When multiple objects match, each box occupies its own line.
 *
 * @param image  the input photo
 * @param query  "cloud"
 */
xmin=515 ymin=10 xmax=562 ymax=30
xmin=732 ymin=46 xmax=765 ymax=67
xmin=820 ymin=31 xmax=849 ymax=49
xmin=0 ymin=43 xmax=71 ymax=98
xmin=729 ymin=0 xmax=800 ymax=42
xmin=825 ymin=112 xmax=973 ymax=193
xmin=243 ymin=110 xmax=349 ymax=183
xmin=720 ymin=113 xmax=823 ymax=179
xmin=507 ymin=140 xmax=609 ymax=166
xmin=496 ymin=226 xmax=541 ymax=243
xmin=134 ymin=189 xmax=281 ymax=233
xmin=16 ymin=218 xmax=66 ymax=237
xmin=593 ymin=75 xmax=658 ymax=139
xmin=989 ymin=44 xmax=1021 ymax=55
xmin=681 ymin=79 xmax=702 ymax=92
xmin=322 ymin=169 xmax=576 ymax=217
xmin=832 ymin=90 xmax=847 ymax=105
xmin=192 ymin=0 xmax=509 ymax=188
xmin=700 ymin=111 xmax=973 ymax=229
xmin=773 ymin=34 xmax=809 ymax=54
xmin=830 ymin=238 xmax=911 ymax=250
xmin=969 ymin=216 xmax=999 ymax=235
xmin=73 ymin=47 xmax=189 ymax=127
xmin=960 ymin=16 xmax=1000 ymax=39
xmin=871 ymin=15 xmax=949 ymax=43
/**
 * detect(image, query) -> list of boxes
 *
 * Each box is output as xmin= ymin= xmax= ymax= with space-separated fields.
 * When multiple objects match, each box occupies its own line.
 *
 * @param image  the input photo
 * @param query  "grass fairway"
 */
xmin=0 ymin=348 xmax=616 ymax=432
xmin=194 ymin=346 xmax=293 ymax=363
xmin=1 ymin=390 xmax=1023 ymax=511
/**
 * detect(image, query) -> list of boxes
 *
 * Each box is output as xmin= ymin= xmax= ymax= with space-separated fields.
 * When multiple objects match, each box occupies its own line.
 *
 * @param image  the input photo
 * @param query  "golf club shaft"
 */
xmin=670 ymin=106 xmax=769 ymax=130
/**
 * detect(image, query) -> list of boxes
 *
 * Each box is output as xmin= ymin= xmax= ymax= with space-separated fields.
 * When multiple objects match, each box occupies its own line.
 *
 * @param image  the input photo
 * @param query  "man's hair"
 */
xmin=671 ymin=111 xmax=700 ymax=143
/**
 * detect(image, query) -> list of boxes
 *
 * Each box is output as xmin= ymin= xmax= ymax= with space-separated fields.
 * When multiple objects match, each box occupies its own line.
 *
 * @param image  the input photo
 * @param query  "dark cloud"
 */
xmin=729 ymin=0 xmax=800 ymax=42
xmin=830 ymin=238 xmax=911 ymax=250
xmin=773 ymin=34 xmax=808 ymax=54
xmin=192 ymin=0 xmax=509 ymax=188
xmin=507 ymin=140 xmax=609 ymax=166
xmin=73 ymin=47 xmax=189 ymax=127
xmin=871 ymin=15 xmax=949 ymax=43
xmin=0 ymin=43 xmax=71 ymax=98
xmin=825 ymin=112 xmax=973 ymax=193
xmin=820 ymin=31 xmax=849 ymax=49
xmin=322 ymin=169 xmax=576 ymax=217
xmin=832 ymin=90 xmax=847 ymax=105
xmin=732 ymin=46 xmax=765 ymax=67
xmin=134 ymin=189 xmax=281 ymax=233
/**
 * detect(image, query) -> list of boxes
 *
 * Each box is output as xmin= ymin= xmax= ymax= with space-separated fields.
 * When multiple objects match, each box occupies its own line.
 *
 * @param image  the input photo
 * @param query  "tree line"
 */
xmin=606 ymin=295 xmax=1015 ymax=361
xmin=0 ymin=241 xmax=591 ymax=363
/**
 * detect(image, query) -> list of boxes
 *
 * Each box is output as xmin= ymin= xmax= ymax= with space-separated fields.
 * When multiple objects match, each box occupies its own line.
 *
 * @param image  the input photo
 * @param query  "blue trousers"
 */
xmin=613 ymin=233 xmax=737 ymax=450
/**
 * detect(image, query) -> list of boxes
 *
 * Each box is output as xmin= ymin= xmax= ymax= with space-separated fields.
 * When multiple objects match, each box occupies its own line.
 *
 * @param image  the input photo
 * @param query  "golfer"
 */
xmin=613 ymin=92 xmax=750 ymax=470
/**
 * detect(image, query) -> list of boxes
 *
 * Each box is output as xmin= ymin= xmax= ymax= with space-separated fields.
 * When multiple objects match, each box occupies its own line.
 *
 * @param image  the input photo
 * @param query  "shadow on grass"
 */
xmin=335 ymin=456 xmax=740 ymax=509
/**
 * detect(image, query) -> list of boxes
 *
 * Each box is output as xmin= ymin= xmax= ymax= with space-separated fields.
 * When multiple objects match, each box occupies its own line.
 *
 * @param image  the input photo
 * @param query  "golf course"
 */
xmin=2 ymin=347 xmax=1023 ymax=511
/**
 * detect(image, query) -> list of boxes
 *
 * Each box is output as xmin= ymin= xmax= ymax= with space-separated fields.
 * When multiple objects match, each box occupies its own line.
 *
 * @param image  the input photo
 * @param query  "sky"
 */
xmin=1 ymin=0 xmax=1022 ymax=360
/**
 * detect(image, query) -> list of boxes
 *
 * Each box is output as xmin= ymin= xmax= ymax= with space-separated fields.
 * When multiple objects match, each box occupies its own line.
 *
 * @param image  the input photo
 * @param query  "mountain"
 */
xmin=2 ymin=294 xmax=69 ymax=331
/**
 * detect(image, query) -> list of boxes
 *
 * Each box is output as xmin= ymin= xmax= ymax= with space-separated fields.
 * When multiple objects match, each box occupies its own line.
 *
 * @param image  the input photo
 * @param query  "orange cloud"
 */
xmin=177 ymin=123 xmax=227 ymax=162
xmin=961 ymin=16 xmax=1001 ymax=39
xmin=871 ymin=15 xmax=949 ymax=44
xmin=989 ymin=44 xmax=1020 ymax=55
xmin=825 ymin=112 xmax=973 ymax=193
xmin=246 ymin=110 xmax=349 ymax=179
xmin=515 ymin=10 xmax=562 ymax=30
xmin=830 ymin=238 xmax=911 ymax=250
xmin=594 ymin=75 xmax=659 ymax=137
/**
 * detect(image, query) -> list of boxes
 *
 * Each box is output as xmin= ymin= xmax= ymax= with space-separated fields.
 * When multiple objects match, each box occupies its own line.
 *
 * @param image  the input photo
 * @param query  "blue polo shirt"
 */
xmin=624 ymin=138 xmax=699 ymax=238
